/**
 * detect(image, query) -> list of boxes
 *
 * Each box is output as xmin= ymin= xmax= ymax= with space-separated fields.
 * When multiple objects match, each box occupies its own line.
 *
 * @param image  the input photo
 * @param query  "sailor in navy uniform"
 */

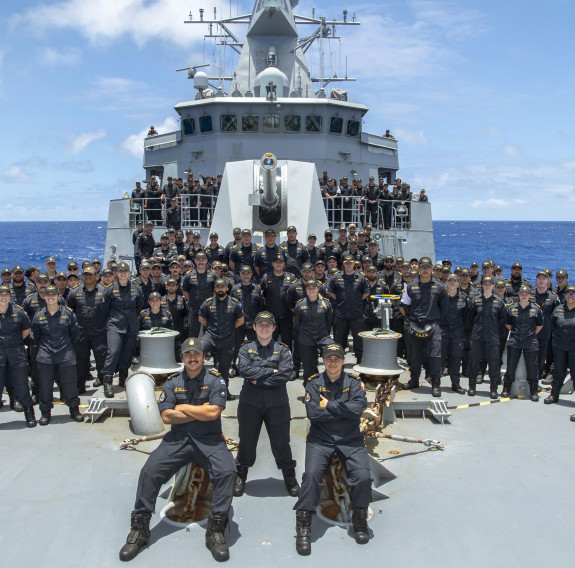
xmin=293 ymin=343 xmax=372 ymax=555
xmin=119 ymin=338 xmax=237 ymax=562
xmin=234 ymin=311 xmax=299 ymax=498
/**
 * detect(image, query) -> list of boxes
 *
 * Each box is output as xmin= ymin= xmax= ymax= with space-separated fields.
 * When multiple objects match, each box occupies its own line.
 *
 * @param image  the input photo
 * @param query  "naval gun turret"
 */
xmin=209 ymin=152 xmax=328 ymax=238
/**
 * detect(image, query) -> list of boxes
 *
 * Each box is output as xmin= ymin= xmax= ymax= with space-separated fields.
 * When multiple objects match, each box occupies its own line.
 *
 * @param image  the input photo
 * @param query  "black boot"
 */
xmin=205 ymin=514 xmax=230 ymax=562
xmin=283 ymin=468 xmax=300 ymax=497
xmin=77 ymin=381 xmax=87 ymax=395
xmin=70 ymin=406 xmax=85 ymax=422
xmin=295 ymin=511 xmax=312 ymax=556
xmin=118 ymin=368 xmax=129 ymax=388
xmin=226 ymin=389 xmax=236 ymax=401
xmin=8 ymin=391 xmax=23 ymax=413
xmin=351 ymin=507 xmax=370 ymax=544
xmin=529 ymin=382 xmax=539 ymax=402
xmin=489 ymin=381 xmax=499 ymax=400
xmin=431 ymin=378 xmax=441 ymax=398
xmin=467 ymin=379 xmax=476 ymax=397
xmin=402 ymin=378 xmax=420 ymax=390
xmin=544 ymin=386 xmax=560 ymax=404
xmin=23 ymin=406 xmax=37 ymax=428
xmin=234 ymin=465 xmax=248 ymax=497
xmin=39 ymin=412 xmax=51 ymax=426
xmin=501 ymin=380 xmax=512 ymax=398
xmin=103 ymin=375 xmax=114 ymax=398
xmin=93 ymin=375 xmax=102 ymax=388
xmin=451 ymin=381 xmax=465 ymax=395
xmin=119 ymin=513 xmax=150 ymax=562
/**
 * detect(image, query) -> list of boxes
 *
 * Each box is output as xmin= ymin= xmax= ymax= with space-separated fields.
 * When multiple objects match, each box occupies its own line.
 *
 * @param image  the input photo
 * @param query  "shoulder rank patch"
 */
xmin=307 ymin=373 xmax=319 ymax=381
xmin=166 ymin=372 xmax=178 ymax=381
xmin=159 ymin=391 xmax=166 ymax=402
xmin=349 ymin=372 xmax=361 ymax=380
xmin=279 ymin=342 xmax=289 ymax=349
xmin=209 ymin=368 xmax=222 ymax=377
xmin=66 ymin=306 xmax=73 ymax=312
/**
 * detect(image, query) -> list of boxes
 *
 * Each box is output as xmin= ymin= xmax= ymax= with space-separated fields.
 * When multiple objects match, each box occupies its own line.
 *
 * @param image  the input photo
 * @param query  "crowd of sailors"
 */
xmin=1 ymin=220 xmax=574 ymax=430
xmin=130 ymin=171 xmax=428 ymax=230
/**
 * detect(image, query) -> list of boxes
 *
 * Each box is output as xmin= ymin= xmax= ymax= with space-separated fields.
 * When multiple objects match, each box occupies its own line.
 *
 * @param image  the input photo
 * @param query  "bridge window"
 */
xmin=346 ymin=119 xmax=360 ymax=137
xmin=182 ymin=118 xmax=196 ymax=135
xmin=329 ymin=117 xmax=343 ymax=134
xmin=306 ymin=115 xmax=322 ymax=133
xmin=263 ymin=114 xmax=280 ymax=133
xmin=242 ymin=114 xmax=260 ymax=132
xmin=199 ymin=115 xmax=213 ymax=133
xmin=220 ymin=114 xmax=238 ymax=132
xmin=284 ymin=114 xmax=301 ymax=132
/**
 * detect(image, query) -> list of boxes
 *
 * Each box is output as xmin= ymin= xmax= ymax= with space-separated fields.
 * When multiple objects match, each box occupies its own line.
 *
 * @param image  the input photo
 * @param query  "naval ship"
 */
xmin=104 ymin=0 xmax=435 ymax=266
xmin=3 ymin=3 xmax=574 ymax=568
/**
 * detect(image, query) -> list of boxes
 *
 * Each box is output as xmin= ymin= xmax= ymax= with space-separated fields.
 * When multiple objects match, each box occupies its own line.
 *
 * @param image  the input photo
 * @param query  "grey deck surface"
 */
xmin=1 ymin=361 xmax=574 ymax=568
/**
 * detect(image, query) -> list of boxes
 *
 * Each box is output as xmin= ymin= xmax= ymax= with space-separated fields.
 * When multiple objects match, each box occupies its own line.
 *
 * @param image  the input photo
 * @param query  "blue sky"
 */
xmin=1 ymin=0 xmax=574 ymax=221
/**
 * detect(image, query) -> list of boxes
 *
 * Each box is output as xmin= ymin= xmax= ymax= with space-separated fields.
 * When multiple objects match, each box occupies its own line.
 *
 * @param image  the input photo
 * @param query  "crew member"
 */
xmin=234 ymin=311 xmax=300 ymax=497
xmin=101 ymin=262 xmax=144 ymax=398
xmin=118 ymin=338 xmax=236 ymax=562
xmin=532 ymin=270 xmax=559 ymax=382
xmin=139 ymin=292 xmax=173 ymax=330
xmin=502 ymin=285 xmax=543 ymax=401
xmin=400 ymin=257 xmax=447 ymax=397
xmin=135 ymin=221 xmax=156 ymax=269
xmin=182 ymin=251 xmax=215 ymax=337
xmin=0 ymin=284 xmax=36 ymax=427
xmin=31 ymin=285 xmax=84 ymax=425
xmin=293 ymin=343 xmax=372 ymax=555
xmin=279 ymin=225 xmax=309 ymax=278
xmin=254 ymin=229 xmax=281 ymax=277
xmin=198 ymin=279 xmax=244 ymax=400
xmin=66 ymin=266 xmax=107 ymax=392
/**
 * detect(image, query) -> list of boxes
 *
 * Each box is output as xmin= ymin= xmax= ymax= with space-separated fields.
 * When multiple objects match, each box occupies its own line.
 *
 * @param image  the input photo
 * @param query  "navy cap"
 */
xmin=305 ymin=279 xmax=319 ymax=287
xmin=512 ymin=262 xmax=522 ymax=269
xmin=45 ymin=285 xmax=59 ymax=295
xmin=265 ymin=229 xmax=276 ymax=236
xmin=117 ymin=262 xmax=131 ymax=272
xmin=209 ymin=232 xmax=218 ymax=238
xmin=54 ymin=271 xmax=67 ymax=280
xmin=419 ymin=257 xmax=433 ymax=267
xmin=342 ymin=254 xmax=354 ymax=263
xmin=181 ymin=337 xmax=204 ymax=355
xmin=45 ymin=256 xmax=56 ymax=264
xmin=0 ymin=284 xmax=10 ymax=294
xmin=166 ymin=278 xmax=178 ymax=285
xmin=240 ymin=265 xmax=253 ymax=273
xmin=214 ymin=278 xmax=228 ymax=287
xmin=194 ymin=251 xmax=207 ymax=259
xmin=273 ymin=254 xmax=285 ymax=262
xmin=287 ymin=225 xmax=297 ymax=232
xmin=1 ymin=268 xmax=11 ymax=275
xmin=302 ymin=263 xmax=313 ymax=271
xmin=483 ymin=276 xmax=494 ymax=284
xmin=322 ymin=343 xmax=345 ymax=359
xmin=148 ymin=292 xmax=161 ymax=300
xmin=11 ymin=265 xmax=24 ymax=273
xmin=254 ymin=311 xmax=276 ymax=325
xmin=518 ymin=285 xmax=531 ymax=294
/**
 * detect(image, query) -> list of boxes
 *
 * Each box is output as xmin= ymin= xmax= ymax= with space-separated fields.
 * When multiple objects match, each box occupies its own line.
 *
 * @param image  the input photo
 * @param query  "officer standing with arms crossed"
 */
xmin=118 ymin=337 xmax=237 ymax=562
xmin=198 ymin=279 xmax=244 ymax=400
xmin=293 ymin=343 xmax=372 ymax=555
xmin=234 ymin=311 xmax=300 ymax=498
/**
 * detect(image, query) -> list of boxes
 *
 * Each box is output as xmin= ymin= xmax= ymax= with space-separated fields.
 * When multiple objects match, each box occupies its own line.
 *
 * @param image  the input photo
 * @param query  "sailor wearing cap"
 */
xmin=318 ymin=229 xmax=342 ymax=266
xmin=279 ymin=226 xmax=310 ymax=278
xmin=153 ymin=233 xmax=178 ymax=274
xmin=66 ymin=266 xmax=108 ymax=392
xmin=234 ymin=311 xmax=299 ymax=498
xmin=100 ymin=262 xmax=145 ymax=398
xmin=204 ymin=232 xmax=225 ymax=266
xmin=506 ymin=262 xmax=531 ymax=299
xmin=502 ymin=285 xmax=543 ymax=400
xmin=0 ymin=284 xmax=37 ymax=427
xmin=544 ymin=285 xmax=575 ymax=406
xmin=254 ymin=229 xmax=281 ymax=276
xmin=139 ymin=291 xmax=173 ymax=330
xmin=555 ymin=269 xmax=570 ymax=304
xmin=9 ymin=264 xmax=33 ymax=305
xmin=328 ymin=254 xmax=370 ymax=365
xmin=229 ymin=229 xmax=260 ymax=276
xmin=182 ymin=251 xmax=216 ymax=338
xmin=467 ymin=277 xmax=507 ymax=398
xmin=119 ymin=338 xmax=237 ymax=562
xmin=293 ymin=280 xmax=334 ymax=380
xmin=399 ymin=257 xmax=447 ymax=396
xmin=223 ymin=228 xmax=242 ymax=265
xmin=532 ymin=271 xmax=559 ymax=382
xmin=135 ymin=221 xmax=156 ymax=270
xmin=294 ymin=343 xmax=372 ymax=555
xmin=364 ymin=175 xmax=380 ymax=226
xmin=198 ymin=279 xmax=244 ymax=399
xmin=31 ymin=285 xmax=84 ymax=424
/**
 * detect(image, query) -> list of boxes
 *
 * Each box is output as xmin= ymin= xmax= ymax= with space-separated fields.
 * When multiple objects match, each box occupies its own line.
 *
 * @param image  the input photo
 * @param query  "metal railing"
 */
xmin=129 ymin=196 xmax=217 ymax=229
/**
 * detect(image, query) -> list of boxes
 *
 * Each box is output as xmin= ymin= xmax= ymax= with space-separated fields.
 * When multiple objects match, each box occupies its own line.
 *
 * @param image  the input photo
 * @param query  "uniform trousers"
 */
xmin=442 ymin=335 xmax=464 ymax=385
xmin=75 ymin=333 xmax=107 ymax=385
xmin=272 ymin=316 xmax=294 ymax=351
xmin=201 ymin=334 xmax=234 ymax=384
xmin=102 ymin=330 xmax=138 ymax=376
xmin=551 ymin=345 xmax=575 ymax=389
xmin=468 ymin=340 xmax=500 ymax=383
xmin=408 ymin=325 xmax=442 ymax=381
xmin=0 ymin=362 xmax=33 ymax=407
xmin=233 ymin=325 xmax=256 ymax=365
xmin=133 ymin=436 xmax=236 ymax=517
xmin=37 ymin=361 xmax=80 ymax=413
xmin=334 ymin=317 xmax=365 ymax=363
xmin=294 ymin=443 xmax=372 ymax=512
xmin=536 ymin=332 xmax=551 ymax=378
xmin=506 ymin=347 xmax=538 ymax=384
xmin=188 ymin=312 xmax=203 ymax=338
xmin=299 ymin=337 xmax=333 ymax=381
xmin=236 ymin=401 xmax=296 ymax=470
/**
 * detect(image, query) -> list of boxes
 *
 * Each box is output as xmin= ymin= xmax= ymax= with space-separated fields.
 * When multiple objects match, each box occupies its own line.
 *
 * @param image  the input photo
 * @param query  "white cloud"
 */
xmin=59 ymin=160 xmax=94 ymax=173
xmin=394 ymin=128 xmax=427 ymax=145
xmin=2 ymin=165 xmax=34 ymax=183
xmin=471 ymin=198 xmax=526 ymax=209
xmin=38 ymin=46 xmax=81 ymax=67
xmin=120 ymin=116 xmax=179 ymax=157
xmin=68 ymin=129 xmax=106 ymax=154
xmin=12 ymin=0 xmax=206 ymax=49
xmin=503 ymin=144 xmax=520 ymax=157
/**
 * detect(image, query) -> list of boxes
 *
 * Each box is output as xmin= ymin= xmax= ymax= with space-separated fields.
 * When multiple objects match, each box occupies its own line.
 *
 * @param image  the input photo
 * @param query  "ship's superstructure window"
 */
xmin=183 ymin=118 xmax=196 ymax=135
xmin=199 ymin=116 xmax=213 ymax=133
xmin=263 ymin=114 xmax=280 ymax=133
xmin=242 ymin=114 xmax=260 ymax=132
xmin=256 ymin=0 xmax=287 ymax=11
xmin=284 ymin=115 xmax=301 ymax=132
xmin=306 ymin=115 xmax=323 ymax=133
xmin=346 ymin=120 xmax=360 ymax=137
xmin=329 ymin=117 xmax=343 ymax=134
xmin=220 ymin=114 xmax=238 ymax=132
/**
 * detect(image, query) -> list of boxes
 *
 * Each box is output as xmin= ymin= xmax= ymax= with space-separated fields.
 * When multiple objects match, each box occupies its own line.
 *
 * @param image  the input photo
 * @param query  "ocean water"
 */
xmin=0 ymin=220 xmax=573 ymax=283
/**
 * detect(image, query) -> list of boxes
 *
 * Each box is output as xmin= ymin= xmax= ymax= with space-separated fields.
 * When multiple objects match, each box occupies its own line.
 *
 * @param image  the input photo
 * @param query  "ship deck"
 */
xmin=1 ymin=358 xmax=574 ymax=568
